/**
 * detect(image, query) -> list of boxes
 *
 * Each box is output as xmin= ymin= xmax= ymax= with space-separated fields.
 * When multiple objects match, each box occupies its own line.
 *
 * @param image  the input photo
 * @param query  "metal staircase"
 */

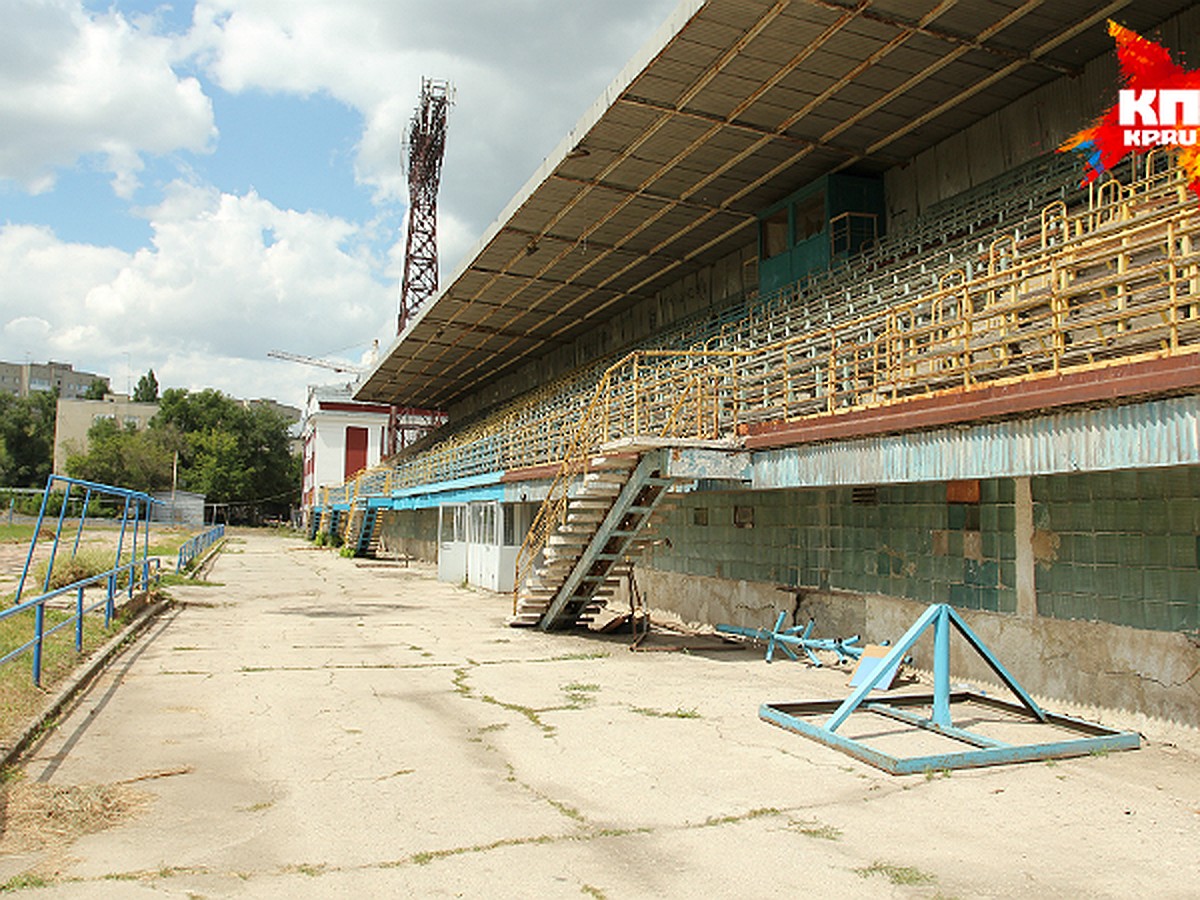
xmin=511 ymin=439 xmax=749 ymax=630
xmin=342 ymin=503 xmax=382 ymax=557
xmin=509 ymin=349 xmax=747 ymax=631
xmin=510 ymin=449 xmax=677 ymax=629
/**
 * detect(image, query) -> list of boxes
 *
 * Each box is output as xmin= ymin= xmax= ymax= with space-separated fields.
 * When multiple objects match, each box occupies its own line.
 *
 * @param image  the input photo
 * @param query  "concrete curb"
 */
xmin=0 ymin=594 xmax=174 ymax=771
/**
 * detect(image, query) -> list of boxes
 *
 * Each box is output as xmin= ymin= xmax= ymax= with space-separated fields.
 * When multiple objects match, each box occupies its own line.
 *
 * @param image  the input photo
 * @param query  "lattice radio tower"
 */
xmin=398 ymin=78 xmax=452 ymax=333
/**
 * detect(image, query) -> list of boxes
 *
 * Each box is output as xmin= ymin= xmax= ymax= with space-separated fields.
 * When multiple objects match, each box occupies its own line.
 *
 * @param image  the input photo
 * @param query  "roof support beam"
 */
xmin=617 ymin=94 xmax=903 ymax=166
xmin=863 ymin=0 xmax=1133 ymax=159
xmin=549 ymin=173 xmax=730 ymax=215
xmin=809 ymin=0 xmax=1079 ymax=76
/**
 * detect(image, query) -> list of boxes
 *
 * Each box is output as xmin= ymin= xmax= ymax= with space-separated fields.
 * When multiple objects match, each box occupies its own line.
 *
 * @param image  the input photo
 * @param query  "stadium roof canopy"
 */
xmin=358 ymin=0 xmax=1191 ymax=410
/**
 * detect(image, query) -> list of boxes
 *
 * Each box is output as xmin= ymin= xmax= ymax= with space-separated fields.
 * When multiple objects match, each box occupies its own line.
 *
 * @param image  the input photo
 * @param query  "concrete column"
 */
xmin=1014 ymin=476 xmax=1036 ymax=618
xmin=818 ymin=489 xmax=831 ymax=590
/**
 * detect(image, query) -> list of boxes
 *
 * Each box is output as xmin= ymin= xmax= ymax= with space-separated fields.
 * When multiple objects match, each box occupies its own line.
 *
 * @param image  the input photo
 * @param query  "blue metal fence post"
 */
xmin=32 ymin=603 xmax=44 ymax=686
xmin=75 ymin=586 xmax=85 ymax=651
xmin=113 ymin=495 xmax=131 ymax=600
xmin=128 ymin=497 xmax=140 ymax=598
xmin=932 ymin=604 xmax=952 ymax=727
xmin=70 ymin=487 xmax=93 ymax=560
xmin=14 ymin=475 xmax=53 ymax=604
xmin=142 ymin=499 xmax=153 ymax=589
xmin=41 ymin=482 xmax=73 ymax=593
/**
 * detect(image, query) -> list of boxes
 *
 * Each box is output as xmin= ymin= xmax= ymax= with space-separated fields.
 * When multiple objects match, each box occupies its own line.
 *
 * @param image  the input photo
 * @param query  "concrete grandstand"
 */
xmin=309 ymin=0 xmax=1200 ymax=726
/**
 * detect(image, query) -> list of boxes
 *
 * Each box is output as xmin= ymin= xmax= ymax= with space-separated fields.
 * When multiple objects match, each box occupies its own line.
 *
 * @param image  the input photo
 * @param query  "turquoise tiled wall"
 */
xmin=643 ymin=468 xmax=1200 ymax=633
xmin=647 ymin=479 xmax=1017 ymax=615
xmin=1033 ymin=467 xmax=1200 ymax=631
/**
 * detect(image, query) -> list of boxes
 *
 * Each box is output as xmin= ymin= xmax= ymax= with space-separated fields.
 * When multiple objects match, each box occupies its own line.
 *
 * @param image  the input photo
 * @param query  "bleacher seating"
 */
xmin=336 ymin=150 xmax=1197 ymax=503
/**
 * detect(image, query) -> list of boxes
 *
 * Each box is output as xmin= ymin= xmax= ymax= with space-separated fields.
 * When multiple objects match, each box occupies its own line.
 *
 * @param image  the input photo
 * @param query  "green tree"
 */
xmin=65 ymin=418 xmax=174 ymax=492
xmin=0 ymin=389 xmax=57 ymax=487
xmin=133 ymin=369 xmax=159 ymax=402
xmin=83 ymin=378 xmax=110 ymax=399
xmin=151 ymin=389 xmax=300 ymax=521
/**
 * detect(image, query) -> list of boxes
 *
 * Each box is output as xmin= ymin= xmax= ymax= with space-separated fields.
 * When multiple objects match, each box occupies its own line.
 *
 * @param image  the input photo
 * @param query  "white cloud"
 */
xmin=185 ymin=0 xmax=678 ymax=249
xmin=0 ymin=1 xmax=682 ymax=408
xmin=0 ymin=0 xmax=215 ymax=196
xmin=0 ymin=184 xmax=395 ymax=407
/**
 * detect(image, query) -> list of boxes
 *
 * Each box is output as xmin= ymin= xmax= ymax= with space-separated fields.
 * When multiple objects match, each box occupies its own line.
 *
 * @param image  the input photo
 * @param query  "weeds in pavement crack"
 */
xmin=854 ymin=861 xmax=937 ymax=886
xmin=631 ymin=705 xmax=700 ymax=719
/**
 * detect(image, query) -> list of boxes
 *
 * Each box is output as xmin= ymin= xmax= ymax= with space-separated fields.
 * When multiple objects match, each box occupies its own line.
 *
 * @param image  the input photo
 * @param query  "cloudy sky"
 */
xmin=1 ymin=0 xmax=679 ymax=409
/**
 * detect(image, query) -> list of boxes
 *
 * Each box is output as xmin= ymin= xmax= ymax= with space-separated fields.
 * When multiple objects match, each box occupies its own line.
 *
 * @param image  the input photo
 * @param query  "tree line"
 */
xmin=0 ymin=371 xmax=300 ymax=523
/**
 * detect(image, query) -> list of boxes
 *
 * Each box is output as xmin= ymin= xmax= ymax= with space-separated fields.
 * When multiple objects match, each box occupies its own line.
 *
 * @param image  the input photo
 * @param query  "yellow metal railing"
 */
xmin=733 ymin=161 xmax=1199 ymax=424
xmin=512 ymin=350 xmax=739 ymax=611
xmin=319 ymin=156 xmax=1200 ymax=599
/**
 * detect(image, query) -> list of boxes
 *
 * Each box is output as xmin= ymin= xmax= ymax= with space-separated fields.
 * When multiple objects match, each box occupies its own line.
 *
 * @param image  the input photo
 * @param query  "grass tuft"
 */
xmin=790 ymin=818 xmax=843 ymax=840
xmin=631 ymin=706 xmax=700 ymax=719
xmin=854 ymin=861 xmax=937 ymax=886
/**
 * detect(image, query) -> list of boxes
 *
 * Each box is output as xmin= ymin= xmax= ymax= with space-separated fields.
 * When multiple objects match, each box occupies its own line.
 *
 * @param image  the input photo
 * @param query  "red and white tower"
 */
xmin=398 ymin=78 xmax=451 ymax=333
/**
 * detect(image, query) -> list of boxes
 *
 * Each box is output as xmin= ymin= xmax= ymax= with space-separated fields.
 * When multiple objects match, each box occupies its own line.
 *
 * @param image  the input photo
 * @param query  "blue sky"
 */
xmin=1 ymin=0 xmax=678 ymax=407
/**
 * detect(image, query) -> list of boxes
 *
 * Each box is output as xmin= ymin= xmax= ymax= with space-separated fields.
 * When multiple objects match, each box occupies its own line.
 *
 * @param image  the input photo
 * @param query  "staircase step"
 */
xmin=581 ymin=481 xmax=626 ymax=493
xmin=548 ymin=533 xmax=590 ymax=545
xmin=589 ymin=455 xmax=637 ymax=470
xmin=560 ymin=520 xmax=601 ymax=530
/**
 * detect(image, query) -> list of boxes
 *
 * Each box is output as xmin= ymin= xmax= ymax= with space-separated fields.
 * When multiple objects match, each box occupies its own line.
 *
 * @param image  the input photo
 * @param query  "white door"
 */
xmin=438 ymin=504 xmax=468 ymax=583
xmin=467 ymin=501 xmax=500 ymax=591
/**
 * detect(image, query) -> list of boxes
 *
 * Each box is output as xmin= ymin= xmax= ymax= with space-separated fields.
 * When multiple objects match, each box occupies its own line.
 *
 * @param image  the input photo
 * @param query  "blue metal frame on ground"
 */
xmin=717 ymin=611 xmax=864 ymax=665
xmin=758 ymin=603 xmax=1140 ymax=773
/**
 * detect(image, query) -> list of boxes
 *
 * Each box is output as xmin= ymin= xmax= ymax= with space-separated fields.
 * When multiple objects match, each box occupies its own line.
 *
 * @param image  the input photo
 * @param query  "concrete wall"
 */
xmin=633 ymin=467 xmax=1200 ymax=725
xmin=375 ymin=508 xmax=438 ymax=562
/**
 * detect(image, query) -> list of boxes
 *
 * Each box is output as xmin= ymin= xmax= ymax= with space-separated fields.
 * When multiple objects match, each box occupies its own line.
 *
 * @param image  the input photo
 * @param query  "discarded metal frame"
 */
xmin=717 ymin=611 xmax=864 ymax=665
xmin=759 ymin=603 xmax=1140 ymax=774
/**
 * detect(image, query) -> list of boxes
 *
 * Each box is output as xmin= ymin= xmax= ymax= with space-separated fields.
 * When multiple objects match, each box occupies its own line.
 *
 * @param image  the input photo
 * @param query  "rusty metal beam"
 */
xmin=807 ymin=0 xmax=1080 ymax=76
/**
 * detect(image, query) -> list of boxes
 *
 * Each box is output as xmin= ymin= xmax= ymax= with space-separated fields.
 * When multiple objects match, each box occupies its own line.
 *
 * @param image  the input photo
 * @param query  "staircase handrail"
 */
xmin=512 ymin=348 xmax=739 ymax=613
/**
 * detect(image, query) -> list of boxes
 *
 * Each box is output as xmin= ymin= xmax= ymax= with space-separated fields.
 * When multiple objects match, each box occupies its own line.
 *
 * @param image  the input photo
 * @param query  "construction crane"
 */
xmin=398 ymin=78 xmax=452 ymax=333
xmin=266 ymin=349 xmax=364 ymax=375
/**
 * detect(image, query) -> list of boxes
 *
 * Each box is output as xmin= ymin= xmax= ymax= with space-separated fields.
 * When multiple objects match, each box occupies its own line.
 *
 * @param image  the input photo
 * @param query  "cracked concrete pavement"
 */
xmin=2 ymin=531 xmax=1198 ymax=898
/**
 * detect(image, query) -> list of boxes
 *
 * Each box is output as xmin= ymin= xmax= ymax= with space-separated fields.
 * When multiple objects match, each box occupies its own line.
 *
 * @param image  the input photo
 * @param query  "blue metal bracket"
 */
xmin=759 ymin=603 xmax=1141 ymax=774
xmin=716 ymin=612 xmax=864 ymax=666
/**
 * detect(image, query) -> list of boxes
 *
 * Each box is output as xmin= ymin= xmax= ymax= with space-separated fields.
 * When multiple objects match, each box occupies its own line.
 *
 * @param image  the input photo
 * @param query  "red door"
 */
xmin=344 ymin=426 xmax=368 ymax=478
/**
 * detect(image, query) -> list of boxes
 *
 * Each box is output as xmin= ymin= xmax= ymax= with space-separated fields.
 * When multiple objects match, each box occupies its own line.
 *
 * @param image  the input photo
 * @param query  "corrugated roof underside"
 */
xmin=360 ymin=0 xmax=1195 ymax=410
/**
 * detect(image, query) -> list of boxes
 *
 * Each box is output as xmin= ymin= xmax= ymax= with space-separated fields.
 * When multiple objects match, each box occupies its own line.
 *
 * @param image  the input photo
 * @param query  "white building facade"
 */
xmin=301 ymin=385 xmax=391 ymax=515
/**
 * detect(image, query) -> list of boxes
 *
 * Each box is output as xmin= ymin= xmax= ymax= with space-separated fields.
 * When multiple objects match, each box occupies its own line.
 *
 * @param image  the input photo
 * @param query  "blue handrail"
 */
xmin=1 ymin=553 xmax=160 ymax=686
xmin=5 ymin=476 xmax=163 ymax=686
xmin=15 ymin=476 xmax=159 ymax=606
xmin=176 ymin=525 xmax=226 ymax=573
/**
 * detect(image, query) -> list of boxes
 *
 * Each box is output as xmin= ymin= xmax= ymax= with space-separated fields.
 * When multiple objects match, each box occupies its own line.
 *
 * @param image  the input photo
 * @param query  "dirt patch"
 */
xmin=0 ymin=779 xmax=152 ymax=852
xmin=1031 ymin=528 xmax=1060 ymax=566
